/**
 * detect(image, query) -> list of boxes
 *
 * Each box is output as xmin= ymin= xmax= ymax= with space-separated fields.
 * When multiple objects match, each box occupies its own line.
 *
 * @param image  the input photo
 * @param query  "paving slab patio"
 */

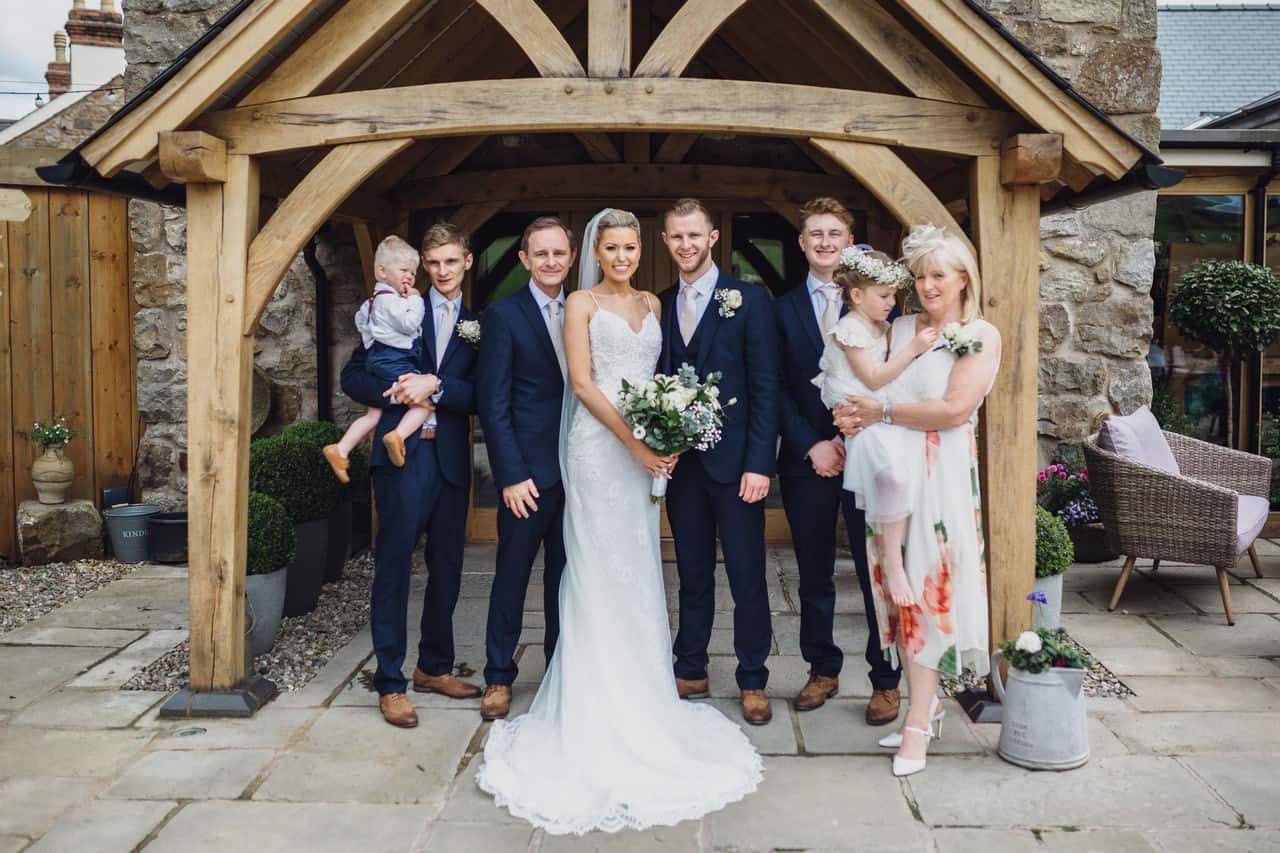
xmin=2 ymin=542 xmax=1279 ymax=851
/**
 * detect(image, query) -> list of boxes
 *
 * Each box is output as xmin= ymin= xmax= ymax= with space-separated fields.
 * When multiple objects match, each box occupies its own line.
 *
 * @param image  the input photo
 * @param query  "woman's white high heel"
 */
xmin=878 ymin=695 xmax=945 ymax=749
xmin=891 ymin=725 xmax=934 ymax=777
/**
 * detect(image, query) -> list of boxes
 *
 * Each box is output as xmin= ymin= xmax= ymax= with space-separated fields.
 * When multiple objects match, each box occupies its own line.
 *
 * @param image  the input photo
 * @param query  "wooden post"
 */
xmin=589 ymin=0 xmax=632 ymax=77
xmin=970 ymin=155 xmax=1039 ymax=651
xmin=183 ymin=153 xmax=259 ymax=696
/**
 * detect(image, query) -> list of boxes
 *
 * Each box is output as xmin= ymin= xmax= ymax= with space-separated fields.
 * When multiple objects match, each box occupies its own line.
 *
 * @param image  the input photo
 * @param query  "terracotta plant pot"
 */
xmin=31 ymin=446 xmax=74 ymax=505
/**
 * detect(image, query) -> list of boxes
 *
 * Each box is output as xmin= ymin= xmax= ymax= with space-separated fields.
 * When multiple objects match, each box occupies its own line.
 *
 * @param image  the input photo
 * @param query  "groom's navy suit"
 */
xmin=477 ymin=284 xmax=567 ymax=686
xmin=774 ymin=282 xmax=900 ymax=691
xmin=659 ymin=269 xmax=777 ymax=691
xmin=341 ymin=293 xmax=478 ymax=696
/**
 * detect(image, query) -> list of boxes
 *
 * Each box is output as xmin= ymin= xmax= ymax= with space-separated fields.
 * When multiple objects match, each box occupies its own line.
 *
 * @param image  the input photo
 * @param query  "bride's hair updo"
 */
xmin=594 ymin=208 xmax=642 ymax=244
xmin=901 ymin=225 xmax=983 ymax=323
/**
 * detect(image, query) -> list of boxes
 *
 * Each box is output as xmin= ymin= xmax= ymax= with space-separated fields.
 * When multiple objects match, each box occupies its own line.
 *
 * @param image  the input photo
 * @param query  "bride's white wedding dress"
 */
xmin=476 ymin=303 xmax=762 ymax=835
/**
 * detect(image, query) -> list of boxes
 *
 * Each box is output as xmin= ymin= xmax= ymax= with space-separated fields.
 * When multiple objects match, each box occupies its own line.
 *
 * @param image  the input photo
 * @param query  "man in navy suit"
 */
xmin=774 ymin=197 xmax=901 ymax=725
xmin=658 ymin=198 xmax=778 ymax=726
xmin=476 ymin=217 xmax=575 ymax=722
xmin=340 ymin=223 xmax=483 ymax=728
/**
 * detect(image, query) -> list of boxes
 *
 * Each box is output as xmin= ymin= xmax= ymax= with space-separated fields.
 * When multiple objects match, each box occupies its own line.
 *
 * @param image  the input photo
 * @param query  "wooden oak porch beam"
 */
xmin=634 ymin=0 xmax=747 ymax=77
xmin=589 ymin=0 xmax=632 ymax=77
xmin=475 ymin=0 xmax=586 ymax=77
xmin=158 ymin=131 xmax=227 ymax=184
xmin=1000 ymin=133 xmax=1063 ymax=186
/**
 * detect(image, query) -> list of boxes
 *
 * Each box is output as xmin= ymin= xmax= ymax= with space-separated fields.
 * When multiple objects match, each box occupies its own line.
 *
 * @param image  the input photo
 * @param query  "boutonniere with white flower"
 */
xmin=937 ymin=322 xmax=983 ymax=356
xmin=714 ymin=288 xmax=742 ymax=318
xmin=456 ymin=319 xmax=481 ymax=346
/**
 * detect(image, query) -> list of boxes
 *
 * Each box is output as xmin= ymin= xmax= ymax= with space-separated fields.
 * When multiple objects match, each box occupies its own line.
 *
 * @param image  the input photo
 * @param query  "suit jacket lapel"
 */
xmin=660 ymin=286 xmax=678 ymax=374
xmin=793 ymin=286 xmax=824 ymax=358
xmin=421 ymin=303 xmax=438 ymax=371
xmin=436 ymin=305 xmax=470 ymax=372
xmin=515 ymin=287 xmax=563 ymax=380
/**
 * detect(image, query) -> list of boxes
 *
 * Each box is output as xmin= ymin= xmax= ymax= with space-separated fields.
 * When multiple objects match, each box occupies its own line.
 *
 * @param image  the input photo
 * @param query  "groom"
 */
xmin=774 ymin=197 xmax=902 ymax=724
xmin=476 ymin=216 xmax=576 ymax=722
xmin=340 ymin=222 xmax=483 ymax=728
xmin=659 ymin=198 xmax=778 ymax=725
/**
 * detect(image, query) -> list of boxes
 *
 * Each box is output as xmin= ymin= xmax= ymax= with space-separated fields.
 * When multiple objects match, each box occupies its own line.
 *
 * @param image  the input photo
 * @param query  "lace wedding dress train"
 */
xmin=476 ymin=307 xmax=762 ymax=835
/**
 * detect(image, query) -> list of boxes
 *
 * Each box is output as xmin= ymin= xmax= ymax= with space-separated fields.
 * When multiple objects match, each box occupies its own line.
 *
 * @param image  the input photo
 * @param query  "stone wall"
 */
xmin=9 ymin=79 xmax=126 ymax=149
xmin=978 ymin=0 xmax=1161 ymax=459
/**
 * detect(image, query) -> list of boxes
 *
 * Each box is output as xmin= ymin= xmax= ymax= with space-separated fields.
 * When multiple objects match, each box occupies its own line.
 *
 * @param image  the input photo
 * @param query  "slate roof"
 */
xmin=1158 ymin=3 xmax=1280 ymax=129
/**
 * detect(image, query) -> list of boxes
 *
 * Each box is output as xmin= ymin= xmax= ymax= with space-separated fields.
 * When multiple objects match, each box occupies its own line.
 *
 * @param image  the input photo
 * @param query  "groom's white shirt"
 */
xmin=528 ymin=278 xmax=566 ymax=341
xmin=677 ymin=262 xmax=719 ymax=331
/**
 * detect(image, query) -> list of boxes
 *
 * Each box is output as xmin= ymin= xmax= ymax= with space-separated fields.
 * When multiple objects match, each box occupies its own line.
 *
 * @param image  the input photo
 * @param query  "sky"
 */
xmin=0 ymin=3 xmax=104 ymax=121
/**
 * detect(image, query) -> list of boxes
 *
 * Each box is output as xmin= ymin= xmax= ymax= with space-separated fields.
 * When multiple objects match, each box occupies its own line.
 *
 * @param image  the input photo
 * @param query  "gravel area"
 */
xmin=940 ymin=631 xmax=1133 ymax=699
xmin=123 ymin=553 xmax=375 ymax=693
xmin=0 ymin=558 xmax=138 ymax=636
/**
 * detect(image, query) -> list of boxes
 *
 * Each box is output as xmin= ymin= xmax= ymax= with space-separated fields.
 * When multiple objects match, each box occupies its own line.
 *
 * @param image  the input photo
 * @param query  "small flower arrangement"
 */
xmin=714 ymin=288 xmax=742 ymax=318
xmin=31 ymin=418 xmax=75 ymax=449
xmin=619 ymin=363 xmax=735 ymax=502
xmin=1037 ymin=451 xmax=1099 ymax=528
xmin=939 ymin=322 xmax=983 ymax=356
xmin=837 ymin=246 xmax=914 ymax=289
xmin=999 ymin=625 xmax=1091 ymax=674
xmin=456 ymin=319 xmax=481 ymax=345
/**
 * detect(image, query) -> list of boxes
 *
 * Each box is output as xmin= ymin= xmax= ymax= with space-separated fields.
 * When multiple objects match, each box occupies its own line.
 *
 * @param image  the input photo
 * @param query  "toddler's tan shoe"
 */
xmin=322 ymin=444 xmax=350 ymax=484
xmin=382 ymin=431 xmax=406 ymax=467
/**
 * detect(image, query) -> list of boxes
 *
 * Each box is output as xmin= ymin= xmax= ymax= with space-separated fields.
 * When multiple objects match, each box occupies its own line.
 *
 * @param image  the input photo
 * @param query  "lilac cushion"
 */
xmin=1098 ymin=406 xmax=1180 ymax=474
xmin=1237 ymin=495 xmax=1270 ymax=555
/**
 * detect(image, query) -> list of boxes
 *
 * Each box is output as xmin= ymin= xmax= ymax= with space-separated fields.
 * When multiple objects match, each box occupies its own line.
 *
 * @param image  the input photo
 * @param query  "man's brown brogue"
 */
xmin=480 ymin=684 xmax=512 ymax=721
xmin=378 ymin=693 xmax=418 ymax=728
xmin=865 ymin=688 xmax=901 ymax=726
xmin=740 ymin=689 xmax=773 ymax=725
xmin=676 ymin=677 xmax=710 ymax=699
xmin=794 ymin=673 xmax=839 ymax=711
xmin=413 ymin=668 xmax=482 ymax=699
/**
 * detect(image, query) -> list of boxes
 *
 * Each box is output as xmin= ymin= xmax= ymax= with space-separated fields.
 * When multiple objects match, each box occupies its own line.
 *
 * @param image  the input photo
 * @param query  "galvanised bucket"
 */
xmin=991 ymin=649 xmax=1089 ymax=771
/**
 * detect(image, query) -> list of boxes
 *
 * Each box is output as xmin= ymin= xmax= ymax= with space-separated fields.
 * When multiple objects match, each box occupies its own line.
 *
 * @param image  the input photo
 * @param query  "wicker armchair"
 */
xmin=1083 ymin=427 xmax=1272 ymax=625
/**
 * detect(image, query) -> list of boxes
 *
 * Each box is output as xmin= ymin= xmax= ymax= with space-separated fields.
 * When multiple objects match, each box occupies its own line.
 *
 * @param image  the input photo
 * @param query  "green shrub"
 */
xmin=249 ymin=432 xmax=338 ymax=523
xmin=282 ymin=419 xmax=367 ymax=491
xmin=1150 ymin=389 xmax=1194 ymax=436
xmin=1035 ymin=506 xmax=1073 ymax=578
xmin=247 ymin=491 xmax=294 ymax=576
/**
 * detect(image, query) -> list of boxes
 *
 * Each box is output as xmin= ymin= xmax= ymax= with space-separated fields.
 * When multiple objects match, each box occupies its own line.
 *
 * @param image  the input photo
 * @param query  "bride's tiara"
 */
xmin=837 ymin=246 xmax=914 ymax=290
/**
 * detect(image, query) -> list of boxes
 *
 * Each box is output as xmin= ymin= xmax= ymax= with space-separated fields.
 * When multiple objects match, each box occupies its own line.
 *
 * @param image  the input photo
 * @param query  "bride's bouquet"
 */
xmin=619 ymin=363 xmax=735 ymax=503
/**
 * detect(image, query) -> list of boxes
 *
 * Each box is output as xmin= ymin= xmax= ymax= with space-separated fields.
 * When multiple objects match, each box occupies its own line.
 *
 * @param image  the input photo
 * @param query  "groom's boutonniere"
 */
xmin=456 ymin=319 xmax=481 ymax=346
xmin=938 ymin=322 xmax=983 ymax=356
xmin=714 ymin=288 xmax=742 ymax=318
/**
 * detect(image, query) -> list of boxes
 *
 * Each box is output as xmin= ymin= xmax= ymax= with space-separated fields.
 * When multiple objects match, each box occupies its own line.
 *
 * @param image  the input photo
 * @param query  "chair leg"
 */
xmin=1248 ymin=544 xmax=1264 ymax=579
xmin=1150 ymin=559 xmax=1160 ymax=573
xmin=1109 ymin=556 xmax=1136 ymax=611
xmin=1216 ymin=567 xmax=1235 ymax=626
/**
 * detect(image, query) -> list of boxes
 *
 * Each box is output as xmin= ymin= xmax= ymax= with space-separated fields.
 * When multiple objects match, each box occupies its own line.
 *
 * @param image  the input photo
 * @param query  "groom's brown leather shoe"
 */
xmin=379 ymin=693 xmax=418 ymax=728
xmin=382 ymin=431 xmax=406 ymax=467
xmin=676 ymin=677 xmax=709 ymax=699
xmin=741 ymin=689 xmax=772 ymax=725
xmin=480 ymin=685 xmax=511 ymax=721
xmin=866 ymin=688 xmax=901 ymax=725
xmin=413 ymin=668 xmax=482 ymax=699
xmin=794 ymin=673 xmax=839 ymax=711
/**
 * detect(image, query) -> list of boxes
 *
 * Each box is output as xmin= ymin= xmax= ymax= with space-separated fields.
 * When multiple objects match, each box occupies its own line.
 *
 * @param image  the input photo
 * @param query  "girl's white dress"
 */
xmin=812 ymin=313 xmax=923 ymax=522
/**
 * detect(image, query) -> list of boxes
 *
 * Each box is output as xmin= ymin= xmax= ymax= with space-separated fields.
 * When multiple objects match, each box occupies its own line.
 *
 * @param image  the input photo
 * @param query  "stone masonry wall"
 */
xmin=978 ymin=0 xmax=1161 ymax=460
xmin=9 ymin=80 xmax=126 ymax=149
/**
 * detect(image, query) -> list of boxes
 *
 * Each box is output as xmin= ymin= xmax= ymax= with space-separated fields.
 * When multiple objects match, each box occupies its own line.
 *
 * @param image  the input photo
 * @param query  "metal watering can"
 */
xmin=990 ymin=649 xmax=1089 ymax=771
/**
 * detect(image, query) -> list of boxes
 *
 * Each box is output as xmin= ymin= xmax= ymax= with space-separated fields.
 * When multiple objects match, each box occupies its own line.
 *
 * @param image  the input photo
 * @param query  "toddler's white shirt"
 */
xmin=354 ymin=281 xmax=425 ymax=349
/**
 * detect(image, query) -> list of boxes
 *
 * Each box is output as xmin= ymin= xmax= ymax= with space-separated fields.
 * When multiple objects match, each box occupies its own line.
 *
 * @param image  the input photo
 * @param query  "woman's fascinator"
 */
xmin=900 ymin=224 xmax=951 ymax=271
xmin=837 ymin=245 xmax=914 ymax=289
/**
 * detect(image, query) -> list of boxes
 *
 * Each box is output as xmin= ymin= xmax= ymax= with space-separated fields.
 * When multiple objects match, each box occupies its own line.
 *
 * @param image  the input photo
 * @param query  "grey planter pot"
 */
xmin=992 ymin=649 xmax=1089 ymax=771
xmin=246 ymin=562 xmax=288 ymax=657
xmin=1033 ymin=572 xmax=1064 ymax=632
xmin=283 ymin=518 xmax=327 ymax=617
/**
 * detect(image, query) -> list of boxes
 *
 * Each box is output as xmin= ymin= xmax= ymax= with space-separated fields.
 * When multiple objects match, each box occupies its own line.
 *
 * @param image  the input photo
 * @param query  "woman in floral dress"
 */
xmin=835 ymin=225 xmax=1002 ymax=778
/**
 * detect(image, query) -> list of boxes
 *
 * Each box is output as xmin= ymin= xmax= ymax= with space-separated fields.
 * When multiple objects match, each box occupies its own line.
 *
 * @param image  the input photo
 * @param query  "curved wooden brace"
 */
xmin=809 ymin=137 xmax=973 ymax=257
xmin=634 ymin=0 xmax=748 ymax=77
xmin=243 ymin=138 xmax=412 ymax=335
xmin=474 ymin=0 xmax=586 ymax=77
xmin=198 ymin=78 xmax=1020 ymax=158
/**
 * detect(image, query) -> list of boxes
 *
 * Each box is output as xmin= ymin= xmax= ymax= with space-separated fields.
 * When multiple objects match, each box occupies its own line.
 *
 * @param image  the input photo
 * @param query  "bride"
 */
xmin=476 ymin=209 xmax=763 ymax=834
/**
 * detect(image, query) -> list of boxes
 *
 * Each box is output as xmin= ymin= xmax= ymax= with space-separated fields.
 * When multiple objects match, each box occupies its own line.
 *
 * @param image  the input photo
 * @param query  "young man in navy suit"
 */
xmin=340 ymin=222 xmax=483 ymax=728
xmin=476 ymin=217 xmax=576 ymax=722
xmin=659 ymin=198 xmax=779 ymax=726
xmin=774 ymin=197 xmax=901 ymax=724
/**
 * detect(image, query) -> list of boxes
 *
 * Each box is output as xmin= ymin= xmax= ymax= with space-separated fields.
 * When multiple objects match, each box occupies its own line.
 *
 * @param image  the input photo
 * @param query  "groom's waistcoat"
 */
xmin=658 ymin=272 xmax=778 ymax=484
xmin=476 ymin=288 xmax=565 ymax=492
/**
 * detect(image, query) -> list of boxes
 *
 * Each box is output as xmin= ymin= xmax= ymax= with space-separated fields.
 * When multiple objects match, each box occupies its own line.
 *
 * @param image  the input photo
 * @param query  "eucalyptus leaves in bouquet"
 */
xmin=619 ymin=363 xmax=735 ymax=502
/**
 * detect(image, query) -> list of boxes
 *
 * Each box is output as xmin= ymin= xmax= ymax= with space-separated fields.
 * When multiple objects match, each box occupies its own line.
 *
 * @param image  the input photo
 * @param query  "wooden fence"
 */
xmin=0 ymin=171 xmax=136 ymax=559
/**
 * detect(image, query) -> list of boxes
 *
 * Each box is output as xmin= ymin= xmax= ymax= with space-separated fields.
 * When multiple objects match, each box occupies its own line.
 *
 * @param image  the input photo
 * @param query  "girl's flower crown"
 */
xmin=837 ymin=246 xmax=914 ymax=290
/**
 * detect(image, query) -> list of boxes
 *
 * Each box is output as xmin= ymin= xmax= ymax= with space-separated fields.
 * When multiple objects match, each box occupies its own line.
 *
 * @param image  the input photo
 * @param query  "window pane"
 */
xmin=1150 ymin=195 xmax=1245 ymax=446
xmin=1263 ymin=195 xmax=1280 ymax=507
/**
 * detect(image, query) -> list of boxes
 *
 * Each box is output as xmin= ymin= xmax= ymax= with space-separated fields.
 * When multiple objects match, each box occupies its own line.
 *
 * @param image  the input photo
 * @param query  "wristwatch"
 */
xmin=882 ymin=400 xmax=893 ymax=425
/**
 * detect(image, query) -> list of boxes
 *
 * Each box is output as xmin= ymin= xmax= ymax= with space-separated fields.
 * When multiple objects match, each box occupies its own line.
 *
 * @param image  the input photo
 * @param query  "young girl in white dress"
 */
xmin=814 ymin=248 xmax=937 ymax=607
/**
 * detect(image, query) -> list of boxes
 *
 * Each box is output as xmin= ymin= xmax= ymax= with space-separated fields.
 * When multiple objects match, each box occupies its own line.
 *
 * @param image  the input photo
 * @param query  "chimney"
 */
xmin=45 ymin=32 xmax=71 ymax=99
xmin=65 ymin=0 xmax=123 ymax=50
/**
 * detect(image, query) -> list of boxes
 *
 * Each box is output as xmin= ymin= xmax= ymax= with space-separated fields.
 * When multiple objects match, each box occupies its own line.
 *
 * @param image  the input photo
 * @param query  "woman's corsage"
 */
xmin=456 ymin=319 xmax=481 ymax=346
xmin=939 ymin=322 xmax=983 ymax=356
xmin=714 ymin=288 xmax=742 ymax=318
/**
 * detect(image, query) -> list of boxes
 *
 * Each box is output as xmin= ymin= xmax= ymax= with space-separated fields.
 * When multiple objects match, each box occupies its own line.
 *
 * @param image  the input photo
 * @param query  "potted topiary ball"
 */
xmin=249 ymin=432 xmax=336 ymax=616
xmin=280 ymin=421 xmax=360 ymax=584
xmin=1033 ymin=506 xmax=1074 ymax=631
xmin=246 ymin=490 xmax=295 ymax=657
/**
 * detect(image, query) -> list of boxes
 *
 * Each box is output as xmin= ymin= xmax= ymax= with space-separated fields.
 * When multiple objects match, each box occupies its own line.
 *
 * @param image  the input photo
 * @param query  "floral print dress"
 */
xmin=866 ymin=316 xmax=995 ymax=677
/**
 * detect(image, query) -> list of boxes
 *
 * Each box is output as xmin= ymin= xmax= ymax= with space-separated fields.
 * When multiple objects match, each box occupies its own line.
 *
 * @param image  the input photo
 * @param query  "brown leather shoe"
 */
xmin=413 ymin=668 xmax=482 ymax=699
xmin=676 ymin=677 xmax=710 ymax=699
xmin=866 ymin=688 xmax=901 ymax=726
xmin=382 ymin=431 xmax=406 ymax=467
xmin=794 ymin=673 xmax=839 ymax=711
xmin=740 ymin=689 xmax=772 ymax=725
xmin=322 ymin=444 xmax=350 ymax=484
xmin=480 ymin=684 xmax=511 ymax=721
xmin=378 ymin=693 xmax=418 ymax=728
